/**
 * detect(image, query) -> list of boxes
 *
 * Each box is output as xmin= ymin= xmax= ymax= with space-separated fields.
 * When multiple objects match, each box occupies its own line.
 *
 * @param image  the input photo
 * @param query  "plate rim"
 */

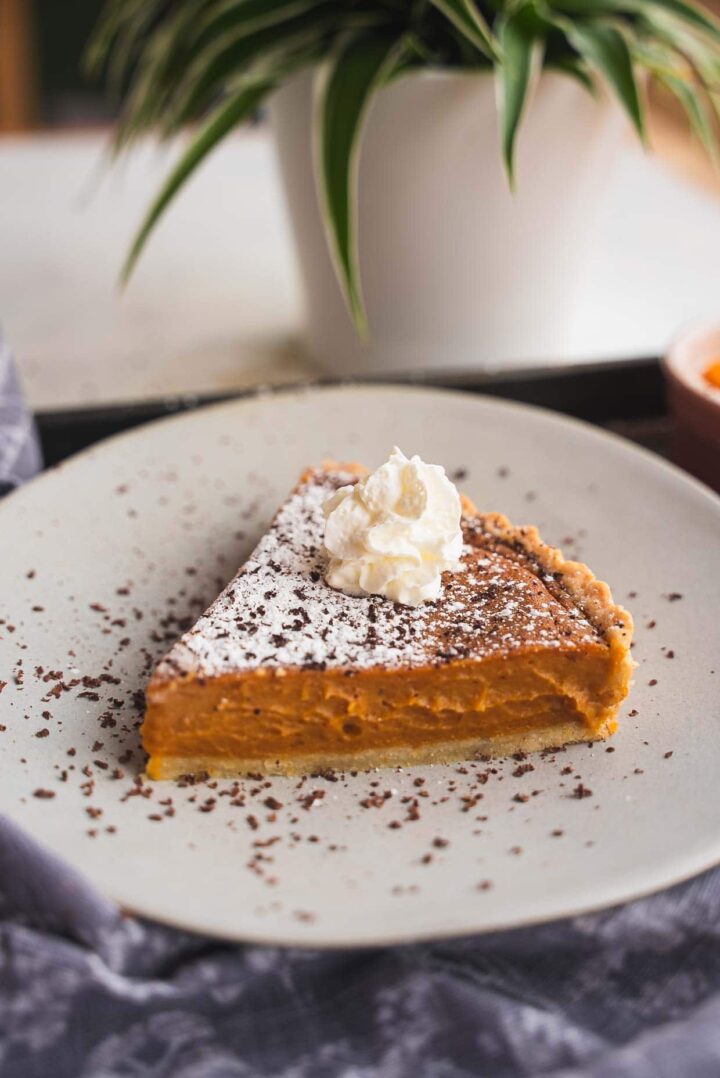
xmin=7 ymin=381 xmax=719 ymax=516
xmin=100 ymin=838 xmax=717 ymax=949
xmin=2 ymin=382 xmax=719 ymax=947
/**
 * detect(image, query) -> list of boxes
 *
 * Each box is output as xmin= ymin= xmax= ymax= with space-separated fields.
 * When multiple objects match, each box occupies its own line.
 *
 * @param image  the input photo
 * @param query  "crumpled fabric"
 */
xmin=1 ymin=339 xmax=719 ymax=1078
xmin=1 ymin=816 xmax=719 ymax=1078
xmin=0 ymin=334 xmax=42 ymax=493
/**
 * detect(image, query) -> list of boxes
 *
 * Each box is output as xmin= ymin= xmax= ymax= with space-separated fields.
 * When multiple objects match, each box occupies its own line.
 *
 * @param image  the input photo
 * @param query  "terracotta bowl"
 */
xmin=663 ymin=323 xmax=720 ymax=494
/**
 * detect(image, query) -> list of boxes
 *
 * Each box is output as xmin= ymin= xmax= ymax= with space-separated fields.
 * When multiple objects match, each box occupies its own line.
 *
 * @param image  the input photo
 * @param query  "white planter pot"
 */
xmin=270 ymin=70 xmax=623 ymax=375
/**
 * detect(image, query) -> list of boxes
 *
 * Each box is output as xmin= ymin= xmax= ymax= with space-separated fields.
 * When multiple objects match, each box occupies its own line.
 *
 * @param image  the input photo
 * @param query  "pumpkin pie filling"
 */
xmin=143 ymin=465 xmax=633 ymax=778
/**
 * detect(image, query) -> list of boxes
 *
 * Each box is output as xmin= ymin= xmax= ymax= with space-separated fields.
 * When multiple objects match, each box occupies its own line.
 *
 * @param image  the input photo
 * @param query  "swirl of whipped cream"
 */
xmin=322 ymin=447 xmax=465 ymax=606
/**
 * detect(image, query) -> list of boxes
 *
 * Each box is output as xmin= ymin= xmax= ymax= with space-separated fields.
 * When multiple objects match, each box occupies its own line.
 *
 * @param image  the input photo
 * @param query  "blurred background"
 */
xmin=1 ymin=0 xmax=720 ymax=418
xmin=1 ymin=0 xmax=108 ymax=130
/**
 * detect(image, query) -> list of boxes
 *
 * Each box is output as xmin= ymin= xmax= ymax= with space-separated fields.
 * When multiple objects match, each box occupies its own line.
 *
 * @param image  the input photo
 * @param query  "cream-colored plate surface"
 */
xmin=1 ymin=386 xmax=718 ymax=946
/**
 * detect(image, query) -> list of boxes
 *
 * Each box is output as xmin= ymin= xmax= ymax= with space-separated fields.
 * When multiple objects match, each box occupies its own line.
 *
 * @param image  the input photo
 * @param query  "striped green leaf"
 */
xmin=634 ymin=0 xmax=720 ymax=38
xmin=161 ymin=6 xmax=337 ymax=131
xmin=194 ymin=0 xmax=329 ymax=47
xmin=550 ymin=0 xmax=720 ymax=39
xmin=428 ymin=0 xmax=496 ymax=59
xmin=315 ymin=32 xmax=406 ymax=334
xmin=545 ymin=56 xmax=597 ymax=94
xmin=86 ymin=0 xmax=167 ymax=92
xmin=562 ymin=19 xmax=645 ymax=138
xmin=659 ymin=70 xmax=717 ymax=157
xmin=496 ymin=8 xmax=543 ymax=185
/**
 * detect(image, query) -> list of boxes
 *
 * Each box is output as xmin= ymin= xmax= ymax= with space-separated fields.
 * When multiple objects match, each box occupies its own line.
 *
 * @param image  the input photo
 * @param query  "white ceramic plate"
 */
xmin=1 ymin=386 xmax=718 ymax=947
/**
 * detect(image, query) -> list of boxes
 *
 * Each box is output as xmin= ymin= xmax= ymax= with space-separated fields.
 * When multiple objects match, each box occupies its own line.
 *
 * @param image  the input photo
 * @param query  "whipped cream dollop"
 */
xmin=322 ymin=447 xmax=465 ymax=606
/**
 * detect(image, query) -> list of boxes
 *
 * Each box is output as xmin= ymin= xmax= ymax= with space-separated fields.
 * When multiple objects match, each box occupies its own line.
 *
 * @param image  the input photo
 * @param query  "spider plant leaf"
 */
xmin=107 ymin=5 xmax=174 ymax=98
xmin=545 ymin=56 xmax=597 ymax=94
xmin=97 ymin=1 xmax=220 ymax=148
xmin=85 ymin=0 xmax=153 ymax=76
xmin=551 ymin=0 xmax=720 ymax=39
xmin=86 ymin=2 xmax=161 ymax=99
xmin=639 ymin=9 xmax=720 ymax=88
xmin=315 ymin=32 xmax=407 ymax=335
xmin=428 ymin=0 xmax=496 ymax=60
xmin=121 ymin=75 xmax=273 ymax=284
xmin=194 ymin=0 xmax=329 ymax=48
xmin=634 ymin=31 xmax=720 ymax=140
xmin=112 ymin=1 xmax=259 ymax=148
xmin=496 ymin=7 xmax=543 ymax=186
xmin=655 ymin=68 xmax=718 ymax=160
xmin=638 ymin=0 xmax=720 ymax=39
xmin=562 ymin=19 xmax=646 ymax=140
xmin=113 ymin=1 xmax=340 ymax=149
xmin=162 ymin=5 xmax=337 ymax=132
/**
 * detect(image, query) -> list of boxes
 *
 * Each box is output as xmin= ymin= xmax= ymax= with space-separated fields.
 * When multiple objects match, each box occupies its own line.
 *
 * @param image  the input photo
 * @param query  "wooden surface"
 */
xmin=0 ymin=0 xmax=37 ymax=132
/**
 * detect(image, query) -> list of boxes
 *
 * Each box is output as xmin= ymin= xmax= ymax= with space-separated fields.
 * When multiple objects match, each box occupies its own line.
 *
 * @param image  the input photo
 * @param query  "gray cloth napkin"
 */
xmin=1 ymin=342 xmax=719 ymax=1078
xmin=0 ymin=336 xmax=42 ymax=493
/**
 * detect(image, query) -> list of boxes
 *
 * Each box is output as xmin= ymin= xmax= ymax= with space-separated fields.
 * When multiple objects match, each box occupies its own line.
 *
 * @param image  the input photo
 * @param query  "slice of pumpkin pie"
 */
xmin=142 ymin=452 xmax=633 ymax=779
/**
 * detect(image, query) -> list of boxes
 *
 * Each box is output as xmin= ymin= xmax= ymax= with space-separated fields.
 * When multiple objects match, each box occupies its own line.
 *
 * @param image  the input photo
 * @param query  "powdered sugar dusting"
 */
xmin=154 ymin=469 xmax=602 ymax=679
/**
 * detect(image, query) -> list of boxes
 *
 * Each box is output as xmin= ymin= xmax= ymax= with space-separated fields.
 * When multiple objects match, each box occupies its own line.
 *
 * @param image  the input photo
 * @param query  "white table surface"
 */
xmin=2 ymin=128 xmax=719 ymax=412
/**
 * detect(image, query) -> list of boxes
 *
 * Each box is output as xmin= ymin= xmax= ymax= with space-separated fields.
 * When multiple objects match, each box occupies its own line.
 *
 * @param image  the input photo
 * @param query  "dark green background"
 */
xmin=33 ymin=0 xmax=112 ymax=124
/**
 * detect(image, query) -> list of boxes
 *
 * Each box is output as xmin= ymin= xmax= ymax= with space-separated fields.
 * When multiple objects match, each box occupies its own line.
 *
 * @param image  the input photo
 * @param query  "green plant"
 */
xmin=88 ymin=0 xmax=720 ymax=333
